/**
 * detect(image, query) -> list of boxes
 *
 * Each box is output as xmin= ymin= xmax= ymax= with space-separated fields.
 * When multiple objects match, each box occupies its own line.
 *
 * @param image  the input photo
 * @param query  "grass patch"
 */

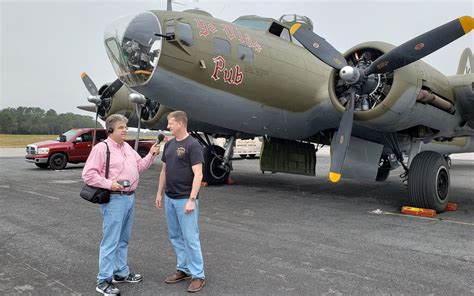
xmin=0 ymin=134 xmax=58 ymax=148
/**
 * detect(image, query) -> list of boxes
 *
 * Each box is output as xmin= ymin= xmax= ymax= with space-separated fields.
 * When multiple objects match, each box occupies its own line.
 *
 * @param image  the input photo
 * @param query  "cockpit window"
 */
xmin=280 ymin=28 xmax=291 ymax=41
xmin=105 ymin=38 xmax=127 ymax=74
xmin=233 ymin=19 xmax=271 ymax=30
xmin=238 ymin=45 xmax=254 ymax=63
xmin=269 ymin=22 xmax=292 ymax=42
xmin=213 ymin=38 xmax=231 ymax=57
xmin=177 ymin=22 xmax=193 ymax=46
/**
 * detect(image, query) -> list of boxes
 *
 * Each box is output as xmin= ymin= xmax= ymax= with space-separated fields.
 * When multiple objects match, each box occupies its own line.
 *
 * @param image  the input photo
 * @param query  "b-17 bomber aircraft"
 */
xmin=79 ymin=3 xmax=474 ymax=213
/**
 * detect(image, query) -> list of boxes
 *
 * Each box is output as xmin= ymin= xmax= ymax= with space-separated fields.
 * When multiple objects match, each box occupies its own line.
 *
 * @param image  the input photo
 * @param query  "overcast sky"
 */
xmin=1 ymin=0 xmax=473 ymax=115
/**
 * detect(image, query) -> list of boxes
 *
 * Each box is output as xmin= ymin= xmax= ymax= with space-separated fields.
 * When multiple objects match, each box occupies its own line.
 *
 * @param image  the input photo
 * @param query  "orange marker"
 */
xmin=401 ymin=206 xmax=436 ymax=218
xmin=224 ymin=177 xmax=235 ymax=185
xmin=445 ymin=202 xmax=458 ymax=211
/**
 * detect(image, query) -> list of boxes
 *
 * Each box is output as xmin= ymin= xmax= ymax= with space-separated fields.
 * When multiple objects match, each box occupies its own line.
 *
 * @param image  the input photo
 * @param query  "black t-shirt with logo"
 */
xmin=161 ymin=135 xmax=204 ymax=199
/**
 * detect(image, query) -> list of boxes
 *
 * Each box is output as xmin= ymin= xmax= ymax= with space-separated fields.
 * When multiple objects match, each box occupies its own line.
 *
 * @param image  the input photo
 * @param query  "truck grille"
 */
xmin=26 ymin=145 xmax=36 ymax=155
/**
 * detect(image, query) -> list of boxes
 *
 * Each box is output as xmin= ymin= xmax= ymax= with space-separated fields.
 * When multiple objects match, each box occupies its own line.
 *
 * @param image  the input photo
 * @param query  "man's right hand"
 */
xmin=155 ymin=192 xmax=163 ymax=209
xmin=111 ymin=181 xmax=124 ymax=191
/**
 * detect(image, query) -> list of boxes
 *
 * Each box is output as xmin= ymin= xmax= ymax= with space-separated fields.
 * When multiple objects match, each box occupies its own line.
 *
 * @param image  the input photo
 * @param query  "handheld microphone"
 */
xmin=153 ymin=133 xmax=165 ymax=155
xmin=156 ymin=133 xmax=165 ymax=144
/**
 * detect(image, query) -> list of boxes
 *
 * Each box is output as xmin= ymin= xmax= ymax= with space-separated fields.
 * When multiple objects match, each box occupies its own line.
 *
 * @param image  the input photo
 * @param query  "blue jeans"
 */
xmin=97 ymin=194 xmax=135 ymax=283
xmin=165 ymin=195 xmax=205 ymax=279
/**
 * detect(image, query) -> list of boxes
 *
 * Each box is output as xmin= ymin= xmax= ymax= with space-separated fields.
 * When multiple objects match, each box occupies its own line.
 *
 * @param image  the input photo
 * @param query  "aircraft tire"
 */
xmin=35 ymin=163 xmax=49 ymax=169
xmin=49 ymin=153 xmax=67 ymax=170
xmin=203 ymin=145 xmax=229 ymax=185
xmin=408 ymin=151 xmax=450 ymax=213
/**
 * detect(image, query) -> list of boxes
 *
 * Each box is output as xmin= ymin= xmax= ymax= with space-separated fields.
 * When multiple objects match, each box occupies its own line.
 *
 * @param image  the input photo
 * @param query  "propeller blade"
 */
xmin=76 ymin=105 xmax=97 ymax=112
xmin=365 ymin=16 xmax=474 ymax=75
xmin=290 ymin=23 xmax=347 ymax=70
xmin=329 ymin=92 xmax=355 ymax=183
xmin=80 ymin=72 xmax=99 ymax=96
xmin=100 ymin=78 xmax=123 ymax=99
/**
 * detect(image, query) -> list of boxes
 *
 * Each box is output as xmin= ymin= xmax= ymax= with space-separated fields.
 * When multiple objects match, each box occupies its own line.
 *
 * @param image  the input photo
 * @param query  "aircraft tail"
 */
xmin=457 ymin=48 xmax=473 ymax=74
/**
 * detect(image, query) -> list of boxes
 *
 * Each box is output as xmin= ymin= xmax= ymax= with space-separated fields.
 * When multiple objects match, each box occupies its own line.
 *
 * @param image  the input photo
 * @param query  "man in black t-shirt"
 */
xmin=156 ymin=111 xmax=206 ymax=293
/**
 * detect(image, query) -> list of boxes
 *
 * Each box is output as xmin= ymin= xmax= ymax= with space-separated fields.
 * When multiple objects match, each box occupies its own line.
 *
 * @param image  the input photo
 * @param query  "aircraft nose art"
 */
xmin=104 ymin=11 xmax=162 ymax=87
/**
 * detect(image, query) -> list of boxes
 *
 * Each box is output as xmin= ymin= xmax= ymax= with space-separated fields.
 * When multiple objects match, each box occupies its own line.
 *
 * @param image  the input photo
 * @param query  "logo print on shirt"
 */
xmin=176 ymin=147 xmax=186 ymax=157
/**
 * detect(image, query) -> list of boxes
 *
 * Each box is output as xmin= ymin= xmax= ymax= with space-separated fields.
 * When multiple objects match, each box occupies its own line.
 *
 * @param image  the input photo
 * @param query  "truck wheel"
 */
xmin=35 ymin=163 xmax=49 ymax=169
xmin=49 ymin=153 xmax=67 ymax=170
xmin=408 ymin=151 xmax=450 ymax=213
xmin=137 ymin=148 xmax=148 ymax=158
xmin=248 ymin=154 xmax=256 ymax=159
xmin=203 ymin=145 xmax=229 ymax=185
xmin=239 ymin=154 xmax=247 ymax=158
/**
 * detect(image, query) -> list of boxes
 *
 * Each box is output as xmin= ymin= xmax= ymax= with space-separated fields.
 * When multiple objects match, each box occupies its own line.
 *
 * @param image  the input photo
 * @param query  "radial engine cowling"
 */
xmin=97 ymin=83 xmax=137 ymax=120
xmin=328 ymin=42 xmax=457 ymax=133
xmin=98 ymin=82 xmax=170 ymax=129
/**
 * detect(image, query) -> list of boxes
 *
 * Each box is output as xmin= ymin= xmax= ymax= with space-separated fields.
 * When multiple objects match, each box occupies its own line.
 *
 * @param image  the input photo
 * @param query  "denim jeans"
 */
xmin=165 ymin=195 xmax=205 ymax=279
xmin=97 ymin=194 xmax=135 ymax=283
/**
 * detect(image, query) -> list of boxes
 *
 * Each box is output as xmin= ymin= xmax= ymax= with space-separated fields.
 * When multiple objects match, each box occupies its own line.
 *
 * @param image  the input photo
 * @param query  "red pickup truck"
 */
xmin=25 ymin=128 xmax=156 ymax=170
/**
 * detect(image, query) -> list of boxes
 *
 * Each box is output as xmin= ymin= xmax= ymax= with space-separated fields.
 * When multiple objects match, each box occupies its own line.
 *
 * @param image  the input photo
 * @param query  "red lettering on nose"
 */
xmin=235 ymin=27 xmax=246 ymax=44
xmin=208 ymin=22 xmax=218 ymax=33
xmin=211 ymin=56 xmax=226 ymax=81
xmin=223 ymin=68 xmax=234 ymax=84
xmin=195 ymin=19 xmax=209 ymax=37
xmin=211 ymin=56 xmax=245 ymax=85
xmin=233 ymin=65 xmax=244 ymax=85
xmin=221 ymin=24 xmax=236 ymax=40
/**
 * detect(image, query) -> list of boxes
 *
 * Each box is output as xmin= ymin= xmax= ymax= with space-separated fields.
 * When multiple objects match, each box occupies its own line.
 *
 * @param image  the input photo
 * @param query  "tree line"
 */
xmin=0 ymin=107 xmax=102 ymax=134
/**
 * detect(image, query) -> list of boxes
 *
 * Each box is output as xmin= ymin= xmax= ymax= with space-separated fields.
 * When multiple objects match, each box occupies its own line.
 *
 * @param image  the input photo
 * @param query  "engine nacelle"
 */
xmin=141 ymin=104 xmax=174 ymax=129
xmin=97 ymin=83 xmax=137 ymax=120
xmin=97 ymin=83 xmax=169 ymax=129
xmin=328 ymin=42 xmax=458 ymax=134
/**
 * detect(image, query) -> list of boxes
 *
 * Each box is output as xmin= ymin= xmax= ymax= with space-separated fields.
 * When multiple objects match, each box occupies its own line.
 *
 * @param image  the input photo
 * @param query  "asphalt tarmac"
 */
xmin=0 ymin=153 xmax=473 ymax=295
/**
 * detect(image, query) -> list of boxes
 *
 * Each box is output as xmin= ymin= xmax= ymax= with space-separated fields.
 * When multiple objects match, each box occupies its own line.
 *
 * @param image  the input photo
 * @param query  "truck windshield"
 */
xmin=57 ymin=129 xmax=78 ymax=141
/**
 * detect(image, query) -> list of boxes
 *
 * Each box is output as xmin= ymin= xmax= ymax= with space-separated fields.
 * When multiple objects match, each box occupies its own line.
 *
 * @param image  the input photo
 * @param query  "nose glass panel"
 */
xmin=104 ymin=11 xmax=162 ymax=87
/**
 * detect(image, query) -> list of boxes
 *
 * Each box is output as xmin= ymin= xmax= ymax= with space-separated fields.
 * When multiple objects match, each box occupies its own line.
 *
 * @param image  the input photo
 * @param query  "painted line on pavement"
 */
xmin=18 ymin=189 xmax=60 ymax=200
xmin=369 ymin=209 xmax=474 ymax=226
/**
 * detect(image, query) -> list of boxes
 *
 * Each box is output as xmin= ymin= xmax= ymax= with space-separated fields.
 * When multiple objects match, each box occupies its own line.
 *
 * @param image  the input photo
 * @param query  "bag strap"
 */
xmin=104 ymin=142 xmax=110 ymax=179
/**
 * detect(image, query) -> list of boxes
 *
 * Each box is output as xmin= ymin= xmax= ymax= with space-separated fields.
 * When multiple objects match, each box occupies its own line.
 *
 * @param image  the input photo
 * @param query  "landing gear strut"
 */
xmin=383 ymin=134 xmax=451 ymax=212
xmin=191 ymin=133 xmax=235 ymax=185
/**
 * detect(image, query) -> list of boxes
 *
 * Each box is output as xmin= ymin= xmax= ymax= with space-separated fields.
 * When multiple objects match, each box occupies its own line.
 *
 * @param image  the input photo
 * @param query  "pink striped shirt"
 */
xmin=82 ymin=138 xmax=156 ymax=192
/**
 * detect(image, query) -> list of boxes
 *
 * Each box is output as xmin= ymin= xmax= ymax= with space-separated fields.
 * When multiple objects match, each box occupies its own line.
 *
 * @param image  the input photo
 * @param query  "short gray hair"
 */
xmin=105 ymin=114 xmax=128 ymax=132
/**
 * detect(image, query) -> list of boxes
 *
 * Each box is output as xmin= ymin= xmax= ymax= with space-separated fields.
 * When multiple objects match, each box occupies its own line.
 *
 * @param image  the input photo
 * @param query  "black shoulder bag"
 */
xmin=80 ymin=142 xmax=111 ymax=204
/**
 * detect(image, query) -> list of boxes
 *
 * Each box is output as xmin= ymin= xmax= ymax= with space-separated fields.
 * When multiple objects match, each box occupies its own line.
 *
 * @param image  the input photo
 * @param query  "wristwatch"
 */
xmin=189 ymin=196 xmax=197 ymax=202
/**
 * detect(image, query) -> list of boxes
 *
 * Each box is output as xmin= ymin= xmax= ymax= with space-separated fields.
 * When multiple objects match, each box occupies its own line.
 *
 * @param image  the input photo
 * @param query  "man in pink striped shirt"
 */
xmin=82 ymin=114 xmax=159 ymax=296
